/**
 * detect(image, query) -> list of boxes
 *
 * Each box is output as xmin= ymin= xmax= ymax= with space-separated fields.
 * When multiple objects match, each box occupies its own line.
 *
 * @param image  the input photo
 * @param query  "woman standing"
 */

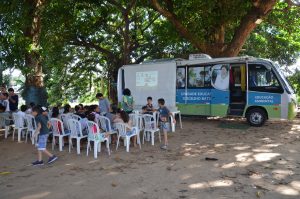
xmin=122 ymin=88 xmax=134 ymax=114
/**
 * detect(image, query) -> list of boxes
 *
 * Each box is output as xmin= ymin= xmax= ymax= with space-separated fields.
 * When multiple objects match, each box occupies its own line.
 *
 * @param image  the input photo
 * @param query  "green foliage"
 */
xmin=243 ymin=2 xmax=300 ymax=66
xmin=1 ymin=0 xmax=300 ymax=105
xmin=288 ymin=69 xmax=300 ymax=103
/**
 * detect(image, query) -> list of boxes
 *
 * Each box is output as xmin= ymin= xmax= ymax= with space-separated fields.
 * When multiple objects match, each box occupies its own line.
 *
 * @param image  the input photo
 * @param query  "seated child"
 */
xmin=142 ymin=96 xmax=154 ymax=114
xmin=0 ymin=104 xmax=11 ymax=127
xmin=16 ymin=105 xmax=28 ymax=127
xmin=117 ymin=110 xmax=136 ymax=147
xmin=51 ymin=109 xmax=63 ymax=134
xmin=26 ymin=102 xmax=35 ymax=114
xmin=74 ymin=105 xmax=86 ymax=118
xmin=87 ymin=113 xmax=109 ymax=142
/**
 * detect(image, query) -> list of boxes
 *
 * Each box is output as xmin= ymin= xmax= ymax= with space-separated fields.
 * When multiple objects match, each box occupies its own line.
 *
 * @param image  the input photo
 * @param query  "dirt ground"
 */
xmin=1 ymin=116 xmax=300 ymax=199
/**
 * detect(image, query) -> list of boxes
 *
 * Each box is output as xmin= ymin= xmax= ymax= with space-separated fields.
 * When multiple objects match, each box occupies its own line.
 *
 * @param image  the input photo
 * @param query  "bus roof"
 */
xmin=176 ymin=56 xmax=261 ymax=66
xmin=121 ymin=56 xmax=273 ymax=68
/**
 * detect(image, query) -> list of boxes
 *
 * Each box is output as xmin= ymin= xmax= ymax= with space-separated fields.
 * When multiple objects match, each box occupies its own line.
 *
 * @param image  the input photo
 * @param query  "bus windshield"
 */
xmin=273 ymin=62 xmax=295 ymax=94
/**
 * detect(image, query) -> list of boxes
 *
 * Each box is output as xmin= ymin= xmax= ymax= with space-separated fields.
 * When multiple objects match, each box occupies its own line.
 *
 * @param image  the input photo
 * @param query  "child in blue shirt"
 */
xmin=31 ymin=106 xmax=58 ymax=166
xmin=157 ymin=98 xmax=175 ymax=150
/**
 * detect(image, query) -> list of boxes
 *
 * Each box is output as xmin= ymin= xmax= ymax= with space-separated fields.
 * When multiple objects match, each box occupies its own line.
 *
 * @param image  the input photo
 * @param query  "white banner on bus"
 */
xmin=123 ymin=61 xmax=177 ymax=109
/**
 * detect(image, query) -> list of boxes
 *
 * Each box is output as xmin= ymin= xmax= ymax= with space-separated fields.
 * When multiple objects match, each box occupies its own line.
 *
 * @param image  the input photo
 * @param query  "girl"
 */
xmin=87 ymin=113 xmax=109 ymax=142
xmin=122 ymin=88 xmax=134 ymax=114
xmin=117 ymin=110 xmax=137 ymax=147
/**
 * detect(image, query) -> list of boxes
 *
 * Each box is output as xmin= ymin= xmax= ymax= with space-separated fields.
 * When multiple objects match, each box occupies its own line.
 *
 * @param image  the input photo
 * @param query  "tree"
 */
xmin=0 ymin=0 xmax=47 ymax=105
xmin=243 ymin=1 xmax=300 ymax=66
xmin=150 ymin=0 xmax=300 ymax=58
xmin=22 ymin=0 xmax=47 ymax=106
xmin=39 ymin=0 xmax=169 ymax=103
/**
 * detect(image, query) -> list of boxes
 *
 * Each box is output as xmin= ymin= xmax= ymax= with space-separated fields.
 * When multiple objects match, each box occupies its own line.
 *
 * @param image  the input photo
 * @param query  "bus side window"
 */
xmin=176 ymin=68 xmax=186 ymax=88
xmin=187 ymin=66 xmax=211 ymax=88
xmin=248 ymin=64 xmax=283 ymax=93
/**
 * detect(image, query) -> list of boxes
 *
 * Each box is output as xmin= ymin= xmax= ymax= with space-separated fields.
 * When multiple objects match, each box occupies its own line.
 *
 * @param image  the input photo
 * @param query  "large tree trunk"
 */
xmin=23 ymin=0 xmax=47 ymax=106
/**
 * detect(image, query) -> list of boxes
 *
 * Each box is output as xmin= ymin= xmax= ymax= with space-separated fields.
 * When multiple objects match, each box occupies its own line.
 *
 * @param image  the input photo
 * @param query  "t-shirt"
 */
xmin=16 ymin=111 xmax=26 ymax=127
xmin=158 ymin=106 xmax=170 ymax=122
xmin=4 ymin=100 xmax=10 ymax=112
xmin=145 ymin=104 xmax=153 ymax=112
xmin=99 ymin=98 xmax=110 ymax=114
xmin=9 ymin=95 xmax=18 ymax=111
xmin=122 ymin=95 xmax=133 ymax=112
xmin=0 ymin=100 xmax=9 ymax=112
xmin=35 ymin=114 xmax=50 ymax=135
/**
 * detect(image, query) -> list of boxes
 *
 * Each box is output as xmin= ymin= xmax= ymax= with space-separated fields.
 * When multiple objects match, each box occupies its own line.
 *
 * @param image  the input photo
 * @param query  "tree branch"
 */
xmin=150 ymin=0 xmax=207 ymax=52
xmin=223 ymin=0 xmax=276 ymax=56
xmin=70 ymin=36 xmax=115 ymax=60
xmin=106 ymin=0 xmax=125 ymax=12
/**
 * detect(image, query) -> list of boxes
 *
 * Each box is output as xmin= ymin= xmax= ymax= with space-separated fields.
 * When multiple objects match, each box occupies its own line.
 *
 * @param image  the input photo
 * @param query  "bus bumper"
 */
xmin=288 ymin=102 xmax=298 ymax=120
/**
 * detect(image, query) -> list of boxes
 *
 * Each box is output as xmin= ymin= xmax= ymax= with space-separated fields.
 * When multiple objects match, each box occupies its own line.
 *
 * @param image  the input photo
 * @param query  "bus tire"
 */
xmin=246 ymin=108 xmax=267 ymax=127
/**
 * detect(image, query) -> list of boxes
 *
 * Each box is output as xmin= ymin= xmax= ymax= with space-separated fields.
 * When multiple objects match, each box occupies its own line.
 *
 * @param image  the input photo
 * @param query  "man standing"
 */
xmin=8 ymin=88 xmax=18 ymax=112
xmin=96 ymin=93 xmax=111 ymax=114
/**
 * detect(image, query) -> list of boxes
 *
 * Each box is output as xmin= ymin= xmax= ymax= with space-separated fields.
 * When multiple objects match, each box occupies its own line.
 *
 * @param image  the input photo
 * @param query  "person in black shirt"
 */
xmin=8 ymin=88 xmax=18 ymax=112
xmin=142 ymin=96 xmax=154 ymax=114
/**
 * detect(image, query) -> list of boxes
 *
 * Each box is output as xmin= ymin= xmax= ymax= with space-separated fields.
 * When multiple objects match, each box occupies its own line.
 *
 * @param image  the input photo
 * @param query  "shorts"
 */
xmin=37 ymin=134 xmax=48 ymax=151
xmin=126 ymin=129 xmax=136 ymax=136
xmin=160 ymin=122 xmax=170 ymax=132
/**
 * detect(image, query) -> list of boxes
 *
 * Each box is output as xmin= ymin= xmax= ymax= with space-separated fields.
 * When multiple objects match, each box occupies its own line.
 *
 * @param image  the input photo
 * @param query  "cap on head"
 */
xmin=41 ymin=107 xmax=48 ymax=112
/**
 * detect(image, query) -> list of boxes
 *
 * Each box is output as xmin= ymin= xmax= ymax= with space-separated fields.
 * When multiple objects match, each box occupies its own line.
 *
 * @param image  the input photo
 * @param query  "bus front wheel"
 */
xmin=246 ymin=108 xmax=267 ymax=127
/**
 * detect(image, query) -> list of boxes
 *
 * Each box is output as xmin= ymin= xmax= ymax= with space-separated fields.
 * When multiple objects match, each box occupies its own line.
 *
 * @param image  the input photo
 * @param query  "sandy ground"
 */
xmin=0 ymin=116 xmax=300 ymax=199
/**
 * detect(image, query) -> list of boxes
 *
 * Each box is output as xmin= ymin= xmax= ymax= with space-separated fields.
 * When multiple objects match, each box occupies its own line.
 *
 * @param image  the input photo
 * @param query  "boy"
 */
xmin=142 ymin=96 xmax=154 ymax=114
xmin=16 ymin=105 xmax=27 ymax=127
xmin=31 ymin=106 xmax=58 ymax=166
xmin=8 ymin=88 xmax=18 ymax=112
xmin=157 ymin=98 xmax=175 ymax=150
xmin=96 ymin=93 xmax=111 ymax=114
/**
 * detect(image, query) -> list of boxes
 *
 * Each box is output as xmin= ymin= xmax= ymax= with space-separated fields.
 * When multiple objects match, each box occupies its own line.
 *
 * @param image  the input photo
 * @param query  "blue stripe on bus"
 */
xmin=176 ymin=89 xmax=229 ymax=104
xmin=248 ymin=92 xmax=281 ymax=105
xmin=176 ymin=89 xmax=211 ymax=104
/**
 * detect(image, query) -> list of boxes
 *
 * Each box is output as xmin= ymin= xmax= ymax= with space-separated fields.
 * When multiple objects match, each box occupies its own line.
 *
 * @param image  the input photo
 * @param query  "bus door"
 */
xmin=210 ymin=64 xmax=230 ymax=116
xmin=228 ymin=64 xmax=247 ymax=116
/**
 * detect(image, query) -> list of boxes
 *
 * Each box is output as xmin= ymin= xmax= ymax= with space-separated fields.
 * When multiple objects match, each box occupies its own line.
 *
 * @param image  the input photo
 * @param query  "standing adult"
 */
xmin=122 ymin=88 xmax=134 ymax=114
xmin=96 ymin=93 xmax=111 ymax=114
xmin=8 ymin=88 xmax=19 ymax=112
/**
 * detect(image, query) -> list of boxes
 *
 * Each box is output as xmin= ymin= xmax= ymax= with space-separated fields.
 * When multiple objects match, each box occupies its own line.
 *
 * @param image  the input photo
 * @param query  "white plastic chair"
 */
xmin=24 ymin=114 xmax=37 ymax=144
xmin=68 ymin=119 xmax=87 ymax=154
xmin=71 ymin=114 xmax=82 ymax=121
xmin=97 ymin=115 xmax=118 ymax=142
xmin=0 ymin=114 xmax=14 ymax=139
xmin=12 ymin=113 xmax=27 ymax=142
xmin=153 ymin=111 xmax=160 ymax=128
xmin=142 ymin=114 xmax=161 ymax=145
xmin=115 ymin=123 xmax=141 ymax=152
xmin=86 ymin=121 xmax=110 ymax=159
xmin=60 ymin=113 xmax=72 ymax=132
xmin=129 ymin=113 xmax=143 ymax=145
xmin=50 ymin=118 xmax=70 ymax=151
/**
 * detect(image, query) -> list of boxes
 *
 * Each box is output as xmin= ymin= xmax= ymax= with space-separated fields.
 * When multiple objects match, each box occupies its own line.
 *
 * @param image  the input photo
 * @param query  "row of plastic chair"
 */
xmin=6 ymin=113 xmax=37 ymax=144
xmin=2 ymin=112 xmax=164 ymax=159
